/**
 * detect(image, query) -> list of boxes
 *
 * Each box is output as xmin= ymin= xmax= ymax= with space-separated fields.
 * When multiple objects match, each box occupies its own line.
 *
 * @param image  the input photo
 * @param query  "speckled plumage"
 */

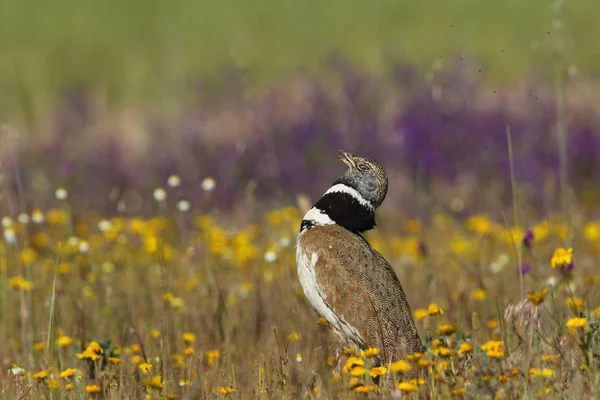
xmin=298 ymin=224 xmax=422 ymax=366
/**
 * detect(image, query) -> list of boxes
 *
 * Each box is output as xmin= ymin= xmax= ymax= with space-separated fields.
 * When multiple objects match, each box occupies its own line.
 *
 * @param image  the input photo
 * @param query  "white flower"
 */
xmin=31 ymin=209 xmax=45 ymax=224
xmin=167 ymin=174 xmax=181 ymax=188
xmin=201 ymin=177 xmax=216 ymax=192
xmin=279 ymin=237 xmax=290 ymax=247
xmin=78 ymin=240 xmax=90 ymax=253
xmin=153 ymin=187 xmax=167 ymax=202
xmin=10 ymin=366 xmax=25 ymax=376
xmin=546 ymin=276 xmax=558 ymax=287
xmin=55 ymin=188 xmax=68 ymax=200
xmin=177 ymin=199 xmax=191 ymax=212
xmin=295 ymin=353 xmax=302 ymax=363
xmin=2 ymin=217 xmax=13 ymax=228
xmin=97 ymin=219 xmax=112 ymax=232
xmin=489 ymin=253 xmax=510 ymax=274
xmin=17 ymin=213 xmax=30 ymax=225
xmin=3 ymin=228 xmax=16 ymax=244
xmin=67 ymin=236 xmax=79 ymax=247
xmin=264 ymin=251 xmax=277 ymax=263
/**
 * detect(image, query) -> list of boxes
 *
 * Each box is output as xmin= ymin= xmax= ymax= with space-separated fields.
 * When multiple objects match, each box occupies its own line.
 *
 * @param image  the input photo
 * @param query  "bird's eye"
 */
xmin=358 ymin=164 xmax=370 ymax=172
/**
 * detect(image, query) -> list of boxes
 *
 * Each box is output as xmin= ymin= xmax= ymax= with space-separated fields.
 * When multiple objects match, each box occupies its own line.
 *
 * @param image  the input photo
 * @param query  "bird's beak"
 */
xmin=338 ymin=150 xmax=356 ymax=169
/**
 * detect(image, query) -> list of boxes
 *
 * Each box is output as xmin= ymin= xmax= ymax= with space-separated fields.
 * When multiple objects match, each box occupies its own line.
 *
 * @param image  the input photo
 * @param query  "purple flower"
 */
xmin=419 ymin=241 xmax=428 ymax=258
xmin=522 ymin=230 xmax=534 ymax=248
xmin=562 ymin=262 xmax=575 ymax=273
xmin=518 ymin=263 xmax=532 ymax=276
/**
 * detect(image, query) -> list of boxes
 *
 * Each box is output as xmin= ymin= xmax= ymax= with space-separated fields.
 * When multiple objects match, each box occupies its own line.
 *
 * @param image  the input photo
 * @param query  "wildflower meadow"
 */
xmin=2 ymin=0 xmax=600 ymax=398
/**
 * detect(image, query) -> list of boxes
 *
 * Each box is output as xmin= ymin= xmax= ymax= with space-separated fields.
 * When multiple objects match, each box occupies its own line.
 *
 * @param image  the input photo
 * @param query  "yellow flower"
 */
xmin=86 ymin=341 xmax=104 ymax=354
xmin=150 ymin=329 xmax=160 ymax=339
xmin=57 ymin=335 xmax=73 ymax=347
xmin=390 ymin=359 xmax=412 ymax=373
xmin=345 ymin=356 xmax=365 ymax=371
xmin=139 ymin=363 xmax=153 ymax=374
xmin=86 ymin=384 xmax=101 ymax=393
xmin=427 ymin=303 xmax=444 ymax=316
xmin=566 ymin=296 xmax=586 ymax=312
xmin=397 ymin=382 xmax=418 ymax=392
xmin=184 ymin=347 xmax=194 ymax=357
xmin=437 ymin=361 xmax=449 ymax=371
xmin=288 ymin=332 xmax=301 ymax=341
xmin=217 ymin=387 xmax=237 ymax=395
xmin=361 ymin=347 xmax=379 ymax=357
xmin=527 ymin=289 xmax=549 ymax=306
xmin=500 ymin=226 xmax=525 ymax=245
xmin=59 ymin=368 xmax=77 ymax=378
xmin=343 ymin=348 xmax=360 ymax=356
xmin=46 ymin=209 xmax=69 ymax=225
xmin=407 ymin=352 xmax=422 ymax=362
xmin=481 ymin=340 xmax=505 ymax=358
xmin=566 ymin=317 xmax=587 ymax=329
xmin=432 ymin=346 xmax=452 ymax=357
xmin=206 ymin=350 xmax=220 ymax=366
xmin=550 ymin=247 xmax=573 ymax=268
xmin=465 ymin=215 xmax=493 ymax=235
xmin=410 ymin=378 xmax=426 ymax=386
xmin=437 ymin=324 xmax=457 ymax=335
xmin=591 ymin=306 xmax=600 ymax=318
xmin=458 ymin=342 xmax=474 ymax=356
xmin=529 ymin=368 xmax=554 ymax=378
xmin=131 ymin=355 xmax=142 ymax=365
xmin=8 ymin=276 xmax=34 ymax=291
xmin=65 ymin=383 xmax=74 ymax=391
xmin=34 ymin=342 xmax=45 ymax=351
xmin=541 ymin=354 xmax=559 ymax=364
xmin=487 ymin=319 xmax=499 ymax=330
xmin=316 ymin=317 xmax=328 ymax=326
xmin=354 ymin=385 xmax=377 ymax=393
xmin=350 ymin=366 xmax=367 ymax=376
xmin=584 ymin=222 xmax=600 ymax=242
xmin=450 ymin=236 xmax=475 ymax=256
xmin=172 ymin=354 xmax=185 ymax=369
xmin=471 ymin=289 xmax=487 ymax=301
xmin=369 ymin=366 xmax=387 ymax=377
xmin=33 ymin=370 xmax=48 ymax=380
xmin=77 ymin=341 xmax=104 ymax=361
xmin=532 ymin=221 xmax=549 ymax=242
xmin=19 ymin=248 xmax=37 ymax=264
xmin=143 ymin=375 xmax=164 ymax=389
xmin=109 ymin=357 xmax=123 ymax=365
xmin=47 ymin=379 xmax=60 ymax=389
xmin=452 ymin=388 xmax=466 ymax=396
xmin=414 ymin=308 xmax=429 ymax=321
xmin=143 ymin=236 xmax=159 ymax=254
xmin=182 ymin=332 xmax=196 ymax=344
xmin=205 ymin=226 xmax=228 ymax=255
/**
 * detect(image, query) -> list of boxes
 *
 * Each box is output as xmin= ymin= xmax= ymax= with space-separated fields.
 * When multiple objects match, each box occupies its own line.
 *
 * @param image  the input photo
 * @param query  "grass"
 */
xmin=0 ymin=186 xmax=598 ymax=398
xmin=1 ymin=0 xmax=599 ymax=115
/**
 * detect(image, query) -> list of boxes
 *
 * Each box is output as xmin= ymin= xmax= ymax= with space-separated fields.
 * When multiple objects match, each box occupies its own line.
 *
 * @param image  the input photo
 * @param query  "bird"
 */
xmin=296 ymin=150 xmax=423 ymax=375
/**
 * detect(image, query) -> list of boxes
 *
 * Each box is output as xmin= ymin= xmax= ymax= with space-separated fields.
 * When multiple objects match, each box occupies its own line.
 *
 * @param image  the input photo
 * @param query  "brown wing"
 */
xmin=302 ymin=224 xmax=422 ymax=364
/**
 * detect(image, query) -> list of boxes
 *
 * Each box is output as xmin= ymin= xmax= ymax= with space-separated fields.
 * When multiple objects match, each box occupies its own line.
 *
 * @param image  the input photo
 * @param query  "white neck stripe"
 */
xmin=325 ymin=183 xmax=374 ymax=211
xmin=302 ymin=207 xmax=335 ymax=227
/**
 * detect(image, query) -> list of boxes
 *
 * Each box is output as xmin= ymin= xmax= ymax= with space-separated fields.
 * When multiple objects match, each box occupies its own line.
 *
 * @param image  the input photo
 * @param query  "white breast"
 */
xmin=296 ymin=232 xmax=364 ymax=347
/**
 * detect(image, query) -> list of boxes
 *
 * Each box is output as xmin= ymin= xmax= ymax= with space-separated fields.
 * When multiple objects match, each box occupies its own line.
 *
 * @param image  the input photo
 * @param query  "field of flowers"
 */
xmin=0 ymin=178 xmax=599 ymax=398
xmin=1 ymin=52 xmax=600 ymax=398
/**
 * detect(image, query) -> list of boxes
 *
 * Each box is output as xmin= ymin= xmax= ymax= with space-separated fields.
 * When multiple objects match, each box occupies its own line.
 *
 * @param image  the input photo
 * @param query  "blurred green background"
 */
xmin=0 ymin=0 xmax=596 ymax=115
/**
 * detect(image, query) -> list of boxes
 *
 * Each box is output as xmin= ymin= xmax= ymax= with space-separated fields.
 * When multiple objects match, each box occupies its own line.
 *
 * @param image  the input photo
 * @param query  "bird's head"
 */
xmin=336 ymin=150 xmax=389 ymax=209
